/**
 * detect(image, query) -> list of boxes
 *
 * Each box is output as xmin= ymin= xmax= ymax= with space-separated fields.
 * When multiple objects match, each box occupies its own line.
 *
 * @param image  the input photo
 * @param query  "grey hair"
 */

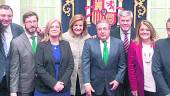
xmin=118 ymin=10 xmax=133 ymax=20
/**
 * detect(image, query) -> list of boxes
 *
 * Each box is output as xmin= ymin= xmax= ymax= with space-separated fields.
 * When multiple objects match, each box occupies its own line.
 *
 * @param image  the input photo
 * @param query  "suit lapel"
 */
xmin=59 ymin=40 xmax=64 ymax=65
xmin=108 ymin=38 xmax=113 ymax=65
xmin=130 ymin=27 xmax=136 ymax=40
xmin=95 ymin=38 xmax=104 ymax=66
xmin=116 ymin=27 xmax=121 ymax=39
xmin=45 ymin=41 xmax=56 ymax=69
xmin=11 ymin=24 xmax=18 ymax=38
xmin=21 ymin=33 xmax=33 ymax=54
xmin=136 ymin=42 xmax=144 ymax=72
xmin=0 ymin=47 xmax=6 ymax=58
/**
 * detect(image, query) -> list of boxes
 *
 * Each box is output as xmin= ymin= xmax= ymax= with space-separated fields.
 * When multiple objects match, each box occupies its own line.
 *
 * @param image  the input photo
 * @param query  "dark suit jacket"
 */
xmin=82 ymin=37 xmax=126 ymax=95
xmin=35 ymin=40 xmax=74 ymax=93
xmin=152 ymin=38 xmax=170 ymax=96
xmin=10 ymin=32 xmax=41 ymax=93
xmin=110 ymin=26 xmax=136 ymax=93
xmin=110 ymin=26 xmax=136 ymax=41
xmin=0 ymin=23 xmax=24 ymax=86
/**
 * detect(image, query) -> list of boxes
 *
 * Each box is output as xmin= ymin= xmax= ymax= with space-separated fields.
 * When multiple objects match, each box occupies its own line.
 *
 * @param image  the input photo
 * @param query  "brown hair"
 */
xmin=41 ymin=18 xmax=62 ymax=42
xmin=0 ymin=5 xmax=13 ymax=14
xmin=23 ymin=11 xmax=39 ymax=23
xmin=135 ymin=20 xmax=156 ymax=43
xmin=68 ymin=14 xmax=88 ymax=37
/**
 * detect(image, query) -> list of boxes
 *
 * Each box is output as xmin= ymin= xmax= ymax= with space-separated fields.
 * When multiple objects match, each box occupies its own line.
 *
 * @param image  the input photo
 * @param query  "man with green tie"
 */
xmin=82 ymin=20 xmax=126 ymax=96
xmin=10 ymin=11 xmax=41 ymax=96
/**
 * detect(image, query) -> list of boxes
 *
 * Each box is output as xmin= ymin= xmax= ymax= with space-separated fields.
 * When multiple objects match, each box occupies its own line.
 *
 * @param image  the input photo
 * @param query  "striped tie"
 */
xmin=123 ymin=32 xmax=129 ymax=53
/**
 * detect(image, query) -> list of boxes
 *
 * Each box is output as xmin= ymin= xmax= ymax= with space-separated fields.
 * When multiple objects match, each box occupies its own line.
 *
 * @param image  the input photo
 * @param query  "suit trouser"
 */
xmin=92 ymin=88 xmax=107 ymax=96
xmin=116 ymin=72 xmax=131 ymax=96
xmin=17 ymin=92 xmax=34 ymax=96
xmin=144 ymin=90 xmax=156 ymax=96
xmin=0 ymin=76 xmax=9 ymax=96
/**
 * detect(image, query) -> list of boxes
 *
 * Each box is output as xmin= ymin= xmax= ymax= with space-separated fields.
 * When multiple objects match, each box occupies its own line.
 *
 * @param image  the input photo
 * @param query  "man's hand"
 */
xmin=84 ymin=84 xmax=95 ymax=96
xmin=10 ymin=93 xmax=17 ymax=96
xmin=53 ymin=81 xmax=64 ymax=92
xmin=109 ymin=80 xmax=119 ymax=90
xmin=166 ymin=94 xmax=170 ymax=96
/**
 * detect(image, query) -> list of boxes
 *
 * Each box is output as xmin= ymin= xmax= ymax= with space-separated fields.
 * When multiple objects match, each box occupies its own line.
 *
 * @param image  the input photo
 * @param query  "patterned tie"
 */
xmin=103 ymin=41 xmax=109 ymax=65
xmin=31 ymin=36 xmax=37 ymax=54
xmin=123 ymin=32 xmax=129 ymax=53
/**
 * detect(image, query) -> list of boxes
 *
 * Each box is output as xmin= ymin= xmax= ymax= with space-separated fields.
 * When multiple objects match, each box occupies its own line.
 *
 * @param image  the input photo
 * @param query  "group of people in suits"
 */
xmin=1 ymin=4 xmax=170 ymax=96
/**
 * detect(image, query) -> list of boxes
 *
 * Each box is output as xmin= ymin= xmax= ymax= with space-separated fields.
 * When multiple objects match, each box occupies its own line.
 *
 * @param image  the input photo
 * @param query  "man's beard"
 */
xmin=25 ymin=27 xmax=37 ymax=34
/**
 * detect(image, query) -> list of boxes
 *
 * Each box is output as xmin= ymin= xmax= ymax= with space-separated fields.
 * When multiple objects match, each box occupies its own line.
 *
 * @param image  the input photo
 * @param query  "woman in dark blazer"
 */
xmin=34 ymin=18 xmax=74 ymax=96
xmin=128 ymin=20 xmax=157 ymax=96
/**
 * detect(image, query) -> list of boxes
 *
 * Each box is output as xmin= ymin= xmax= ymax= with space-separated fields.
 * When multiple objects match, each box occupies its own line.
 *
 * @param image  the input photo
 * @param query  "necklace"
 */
xmin=143 ymin=52 xmax=152 ymax=63
xmin=142 ymin=44 xmax=153 ymax=64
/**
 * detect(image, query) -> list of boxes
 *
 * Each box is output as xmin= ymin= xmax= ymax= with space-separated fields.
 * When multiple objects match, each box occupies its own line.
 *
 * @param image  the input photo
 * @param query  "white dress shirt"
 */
xmin=120 ymin=29 xmax=131 ymax=45
xmin=2 ymin=26 xmax=13 ymax=56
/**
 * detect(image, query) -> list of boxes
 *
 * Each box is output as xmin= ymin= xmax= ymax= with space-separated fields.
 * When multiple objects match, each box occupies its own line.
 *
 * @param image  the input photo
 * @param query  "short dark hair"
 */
xmin=22 ymin=11 xmax=39 ymax=23
xmin=0 ymin=4 xmax=13 ymax=14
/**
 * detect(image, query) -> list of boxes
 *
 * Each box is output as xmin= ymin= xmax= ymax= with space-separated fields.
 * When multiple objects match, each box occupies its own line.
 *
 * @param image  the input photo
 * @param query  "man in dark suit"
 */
xmin=0 ymin=5 xmax=24 ymax=96
xmin=110 ymin=10 xmax=136 ymax=96
xmin=152 ymin=18 xmax=170 ymax=96
xmin=82 ymin=20 xmax=126 ymax=96
xmin=10 ymin=11 xmax=41 ymax=96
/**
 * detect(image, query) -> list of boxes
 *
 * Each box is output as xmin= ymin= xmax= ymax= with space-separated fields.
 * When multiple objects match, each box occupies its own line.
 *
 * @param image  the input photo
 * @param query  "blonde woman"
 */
xmin=34 ymin=19 xmax=74 ymax=96
xmin=62 ymin=14 xmax=90 ymax=96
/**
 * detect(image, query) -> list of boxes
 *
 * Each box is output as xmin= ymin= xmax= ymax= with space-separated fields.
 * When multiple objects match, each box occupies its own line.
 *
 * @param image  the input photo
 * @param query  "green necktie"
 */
xmin=31 ymin=36 xmax=37 ymax=54
xmin=103 ymin=41 xmax=109 ymax=65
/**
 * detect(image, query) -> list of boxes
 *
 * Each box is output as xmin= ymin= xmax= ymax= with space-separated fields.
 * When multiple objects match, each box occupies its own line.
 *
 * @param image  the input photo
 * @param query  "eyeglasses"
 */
xmin=25 ymin=20 xmax=37 ymax=24
xmin=139 ymin=28 xmax=151 ymax=31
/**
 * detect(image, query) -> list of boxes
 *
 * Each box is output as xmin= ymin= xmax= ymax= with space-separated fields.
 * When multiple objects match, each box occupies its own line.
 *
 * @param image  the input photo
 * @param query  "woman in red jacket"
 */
xmin=128 ymin=20 xmax=157 ymax=96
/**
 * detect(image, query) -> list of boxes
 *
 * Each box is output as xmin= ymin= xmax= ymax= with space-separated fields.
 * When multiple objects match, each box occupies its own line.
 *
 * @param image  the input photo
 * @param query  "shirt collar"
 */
xmin=100 ymin=37 xmax=110 ymax=44
xmin=25 ymin=30 xmax=37 ymax=39
xmin=4 ymin=26 xmax=11 ymax=33
xmin=120 ymin=28 xmax=131 ymax=34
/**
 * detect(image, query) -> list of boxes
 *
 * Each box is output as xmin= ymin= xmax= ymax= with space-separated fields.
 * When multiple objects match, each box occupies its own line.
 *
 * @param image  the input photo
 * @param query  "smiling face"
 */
xmin=0 ymin=9 xmax=13 ymax=27
xmin=96 ymin=21 xmax=110 ymax=41
xmin=139 ymin=23 xmax=151 ymax=41
xmin=49 ymin=21 xmax=61 ymax=38
xmin=119 ymin=15 xmax=132 ymax=32
xmin=24 ymin=16 xmax=38 ymax=35
xmin=72 ymin=20 xmax=84 ymax=36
